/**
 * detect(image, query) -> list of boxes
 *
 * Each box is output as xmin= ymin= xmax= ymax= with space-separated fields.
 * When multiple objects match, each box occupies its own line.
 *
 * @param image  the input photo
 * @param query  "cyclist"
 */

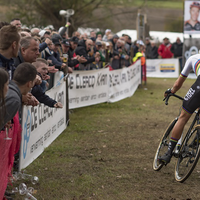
xmin=158 ymin=54 xmax=200 ymax=164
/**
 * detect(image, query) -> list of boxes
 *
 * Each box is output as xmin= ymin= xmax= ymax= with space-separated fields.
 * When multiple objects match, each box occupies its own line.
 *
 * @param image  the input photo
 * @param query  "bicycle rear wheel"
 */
xmin=175 ymin=127 xmax=200 ymax=182
xmin=153 ymin=118 xmax=178 ymax=171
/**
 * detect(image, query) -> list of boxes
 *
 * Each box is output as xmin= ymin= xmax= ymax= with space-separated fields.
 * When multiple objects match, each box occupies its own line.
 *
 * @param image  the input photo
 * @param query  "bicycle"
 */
xmin=153 ymin=92 xmax=200 ymax=183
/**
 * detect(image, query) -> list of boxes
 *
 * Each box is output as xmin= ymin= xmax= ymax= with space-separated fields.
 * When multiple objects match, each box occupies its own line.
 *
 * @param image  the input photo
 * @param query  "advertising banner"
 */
xmin=19 ymin=80 xmax=66 ymax=170
xmin=68 ymin=68 xmax=109 ymax=109
xmin=184 ymin=1 xmax=200 ymax=34
xmin=146 ymin=58 xmax=179 ymax=78
xmin=108 ymin=61 xmax=141 ymax=103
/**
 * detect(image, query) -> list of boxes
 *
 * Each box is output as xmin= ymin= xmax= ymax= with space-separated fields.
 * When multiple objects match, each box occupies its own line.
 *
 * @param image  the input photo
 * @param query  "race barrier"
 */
xmin=146 ymin=58 xmax=179 ymax=78
xmin=68 ymin=60 xmax=141 ymax=109
xmin=19 ymin=80 xmax=66 ymax=170
xmin=19 ymin=61 xmax=141 ymax=170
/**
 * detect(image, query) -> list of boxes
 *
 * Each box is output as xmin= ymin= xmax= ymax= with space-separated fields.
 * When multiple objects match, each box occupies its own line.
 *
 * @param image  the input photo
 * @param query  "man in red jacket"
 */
xmin=158 ymin=37 xmax=173 ymax=59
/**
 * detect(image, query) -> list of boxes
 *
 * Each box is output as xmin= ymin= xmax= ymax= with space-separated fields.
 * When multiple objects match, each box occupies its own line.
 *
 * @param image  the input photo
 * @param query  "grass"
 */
xmin=10 ymin=77 xmax=200 ymax=200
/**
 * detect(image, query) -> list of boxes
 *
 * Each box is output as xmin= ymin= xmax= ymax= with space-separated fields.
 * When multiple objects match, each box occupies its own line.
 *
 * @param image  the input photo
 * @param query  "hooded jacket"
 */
xmin=0 ymin=81 xmax=21 ymax=130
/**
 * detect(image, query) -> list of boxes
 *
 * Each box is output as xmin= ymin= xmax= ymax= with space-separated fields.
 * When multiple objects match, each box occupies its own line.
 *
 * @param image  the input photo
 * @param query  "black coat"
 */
xmin=170 ymin=42 xmax=183 ymax=58
xmin=67 ymin=47 xmax=79 ymax=68
xmin=31 ymin=76 xmax=57 ymax=108
xmin=75 ymin=40 xmax=95 ymax=65
xmin=150 ymin=46 xmax=159 ymax=59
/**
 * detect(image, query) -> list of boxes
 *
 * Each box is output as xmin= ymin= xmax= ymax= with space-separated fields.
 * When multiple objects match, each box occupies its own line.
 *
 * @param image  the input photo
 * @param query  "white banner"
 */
xmin=19 ymin=80 xmax=66 ymax=170
xmin=146 ymin=58 xmax=179 ymax=78
xmin=108 ymin=61 xmax=141 ymax=102
xmin=68 ymin=68 xmax=109 ymax=109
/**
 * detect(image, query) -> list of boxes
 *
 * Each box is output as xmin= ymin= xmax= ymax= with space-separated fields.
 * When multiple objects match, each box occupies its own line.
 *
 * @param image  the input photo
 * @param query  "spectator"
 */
xmin=75 ymin=39 xmax=100 ymax=70
xmin=39 ymin=30 xmax=51 ymax=39
xmin=90 ymin=31 xmax=96 ymax=38
xmin=133 ymin=45 xmax=146 ymax=85
xmin=0 ymin=25 xmax=21 ymax=79
xmin=31 ymin=27 xmax=40 ymax=36
xmin=145 ymin=37 xmax=152 ymax=59
xmin=72 ymin=31 xmax=81 ymax=39
xmin=90 ymin=37 xmax=96 ymax=45
xmin=1 ymin=63 xmax=37 ymax=130
xmin=14 ymin=37 xmax=40 ymax=67
xmin=158 ymin=37 xmax=173 ymax=58
xmin=32 ymin=59 xmax=63 ymax=108
xmin=102 ymin=29 xmax=111 ymax=42
xmin=94 ymin=41 xmax=105 ymax=62
xmin=170 ymin=37 xmax=183 ymax=71
xmin=107 ymin=33 xmax=114 ymax=41
xmin=117 ymin=39 xmax=130 ymax=67
xmin=110 ymin=35 xmax=121 ymax=69
xmin=10 ymin=18 xmax=22 ymax=29
xmin=61 ymin=39 xmax=70 ymax=63
xmin=150 ymin=40 xmax=158 ymax=59
xmin=80 ymin=33 xmax=88 ymax=40
xmin=20 ymin=31 xmax=31 ymax=37
xmin=0 ymin=63 xmax=37 ymax=196
xmin=124 ymin=35 xmax=132 ymax=55
xmin=67 ymin=37 xmax=87 ymax=70
xmin=0 ymin=69 xmax=11 ymax=200
xmin=110 ymin=34 xmax=119 ymax=51
xmin=132 ymin=40 xmax=144 ymax=57
xmin=96 ymin=33 xmax=102 ymax=41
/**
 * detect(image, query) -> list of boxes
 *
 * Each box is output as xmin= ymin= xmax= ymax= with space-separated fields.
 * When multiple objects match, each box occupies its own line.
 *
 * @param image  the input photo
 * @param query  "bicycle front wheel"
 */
xmin=153 ymin=118 xmax=178 ymax=171
xmin=175 ymin=127 xmax=200 ymax=182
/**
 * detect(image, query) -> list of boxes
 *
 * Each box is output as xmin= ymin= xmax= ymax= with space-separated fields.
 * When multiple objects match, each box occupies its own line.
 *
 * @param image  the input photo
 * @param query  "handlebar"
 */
xmin=163 ymin=93 xmax=184 ymax=105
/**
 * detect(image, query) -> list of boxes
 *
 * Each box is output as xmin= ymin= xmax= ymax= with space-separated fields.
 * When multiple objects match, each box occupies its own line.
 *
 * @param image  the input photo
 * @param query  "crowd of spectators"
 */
xmin=0 ymin=18 xmax=184 ymax=199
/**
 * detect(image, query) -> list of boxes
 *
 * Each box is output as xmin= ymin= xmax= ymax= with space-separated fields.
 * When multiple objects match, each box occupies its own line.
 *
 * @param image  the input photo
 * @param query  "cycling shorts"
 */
xmin=182 ymin=75 xmax=200 ymax=114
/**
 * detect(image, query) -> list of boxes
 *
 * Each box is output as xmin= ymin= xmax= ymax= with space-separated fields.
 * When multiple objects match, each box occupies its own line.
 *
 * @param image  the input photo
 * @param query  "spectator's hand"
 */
xmin=44 ymin=74 xmax=50 ymax=80
xmin=68 ymin=67 xmax=73 ymax=74
xmin=5 ymin=120 xmax=12 ymax=129
xmin=78 ymin=56 xmax=87 ymax=63
xmin=95 ymin=52 xmax=100 ymax=58
xmin=54 ymin=102 xmax=63 ymax=108
xmin=27 ymin=96 xmax=39 ymax=107
xmin=61 ymin=63 xmax=67 ymax=69
xmin=114 ymin=55 xmax=119 ymax=59
xmin=45 ymin=38 xmax=52 ymax=45
xmin=125 ymin=55 xmax=129 ymax=60
xmin=95 ymin=56 xmax=100 ymax=62
xmin=35 ymin=75 xmax=42 ymax=85
xmin=22 ymin=93 xmax=32 ymax=105
xmin=48 ymin=66 xmax=58 ymax=73
xmin=47 ymin=59 xmax=53 ymax=65
xmin=46 ymin=81 xmax=49 ymax=89
xmin=66 ymin=22 xmax=71 ymax=27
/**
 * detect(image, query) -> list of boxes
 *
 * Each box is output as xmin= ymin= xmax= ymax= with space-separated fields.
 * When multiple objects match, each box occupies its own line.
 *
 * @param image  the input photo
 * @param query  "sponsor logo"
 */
xmin=147 ymin=66 xmax=156 ymax=72
xmin=23 ymin=109 xmax=31 ymax=159
xmin=160 ymin=64 xmax=175 ymax=72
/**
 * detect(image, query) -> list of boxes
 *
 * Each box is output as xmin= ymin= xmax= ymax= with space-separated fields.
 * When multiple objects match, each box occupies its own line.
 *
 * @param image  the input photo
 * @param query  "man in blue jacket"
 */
xmin=32 ymin=58 xmax=63 ymax=108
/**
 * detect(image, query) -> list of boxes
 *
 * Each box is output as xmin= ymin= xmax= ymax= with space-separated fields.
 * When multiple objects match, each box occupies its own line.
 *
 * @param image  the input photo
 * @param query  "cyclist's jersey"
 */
xmin=180 ymin=54 xmax=200 ymax=78
xmin=184 ymin=21 xmax=200 ymax=31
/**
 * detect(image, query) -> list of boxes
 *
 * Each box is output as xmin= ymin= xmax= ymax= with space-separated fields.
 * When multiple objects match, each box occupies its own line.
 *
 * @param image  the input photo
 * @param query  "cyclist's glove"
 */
xmin=164 ymin=88 xmax=173 ymax=95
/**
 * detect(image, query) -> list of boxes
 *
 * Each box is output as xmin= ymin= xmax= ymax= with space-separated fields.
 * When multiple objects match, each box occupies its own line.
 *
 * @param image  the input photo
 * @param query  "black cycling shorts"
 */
xmin=182 ymin=75 xmax=200 ymax=114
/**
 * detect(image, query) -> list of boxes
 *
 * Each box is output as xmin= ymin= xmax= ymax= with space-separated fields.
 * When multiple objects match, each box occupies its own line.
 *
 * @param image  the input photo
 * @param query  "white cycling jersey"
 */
xmin=181 ymin=54 xmax=200 ymax=78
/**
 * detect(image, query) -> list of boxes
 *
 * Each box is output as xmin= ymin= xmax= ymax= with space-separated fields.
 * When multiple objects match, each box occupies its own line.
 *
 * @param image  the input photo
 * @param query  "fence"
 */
xmin=19 ymin=61 xmax=141 ymax=170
